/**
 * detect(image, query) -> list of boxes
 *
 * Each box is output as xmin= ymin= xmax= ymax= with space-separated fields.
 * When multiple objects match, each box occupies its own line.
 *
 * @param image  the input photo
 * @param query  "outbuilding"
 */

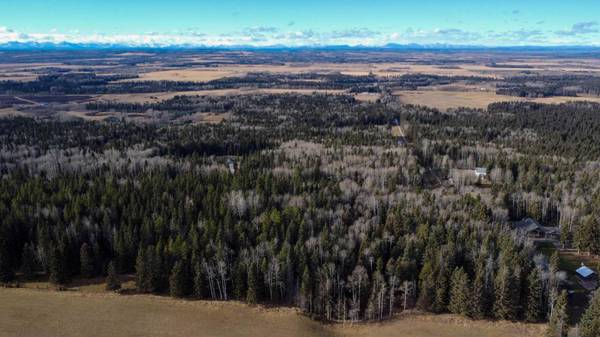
xmin=576 ymin=264 xmax=598 ymax=290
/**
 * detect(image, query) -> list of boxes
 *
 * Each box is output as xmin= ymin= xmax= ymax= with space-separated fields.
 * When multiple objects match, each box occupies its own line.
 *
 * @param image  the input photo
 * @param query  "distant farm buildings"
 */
xmin=576 ymin=264 xmax=598 ymax=290
xmin=513 ymin=218 xmax=560 ymax=241
xmin=474 ymin=167 xmax=487 ymax=178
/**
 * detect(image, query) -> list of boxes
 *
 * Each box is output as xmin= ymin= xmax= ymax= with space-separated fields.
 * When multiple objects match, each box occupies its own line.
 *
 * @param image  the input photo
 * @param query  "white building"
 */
xmin=474 ymin=167 xmax=487 ymax=178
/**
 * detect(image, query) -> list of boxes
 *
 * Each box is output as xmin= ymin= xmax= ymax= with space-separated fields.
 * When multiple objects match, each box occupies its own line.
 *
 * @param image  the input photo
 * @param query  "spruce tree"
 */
xmin=0 ymin=234 xmax=14 ymax=283
xmin=20 ymin=243 xmax=36 ymax=280
xmin=233 ymin=261 xmax=247 ymax=300
xmin=246 ymin=263 xmax=257 ymax=304
xmin=546 ymin=290 xmax=568 ymax=337
xmin=471 ymin=265 xmax=488 ymax=319
xmin=417 ymin=260 xmax=436 ymax=311
xmin=135 ymin=246 xmax=149 ymax=292
xmin=193 ymin=262 xmax=204 ymax=298
xmin=525 ymin=268 xmax=543 ymax=322
xmin=80 ymin=243 xmax=94 ymax=278
xmin=169 ymin=260 xmax=190 ymax=298
xmin=494 ymin=263 xmax=517 ymax=320
xmin=579 ymin=290 xmax=600 ymax=337
xmin=49 ymin=246 xmax=67 ymax=285
xmin=449 ymin=267 xmax=470 ymax=316
xmin=549 ymin=251 xmax=560 ymax=274
xmin=106 ymin=261 xmax=121 ymax=291
xmin=299 ymin=266 xmax=313 ymax=313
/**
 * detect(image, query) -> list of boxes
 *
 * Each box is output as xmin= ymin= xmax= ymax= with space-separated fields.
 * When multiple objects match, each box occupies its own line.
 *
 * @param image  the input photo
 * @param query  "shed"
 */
xmin=576 ymin=265 xmax=596 ymax=279
xmin=474 ymin=167 xmax=487 ymax=178
xmin=576 ymin=264 xmax=598 ymax=290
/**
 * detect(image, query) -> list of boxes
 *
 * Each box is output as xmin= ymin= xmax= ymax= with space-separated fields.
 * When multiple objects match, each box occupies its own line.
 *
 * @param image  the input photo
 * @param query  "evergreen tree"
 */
xmin=417 ymin=260 xmax=436 ymax=311
xmin=193 ymin=262 xmax=205 ymax=298
xmin=299 ymin=265 xmax=313 ymax=313
xmin=0 ymin=231 xmax=15 ymax=283
xmin=246 ymin=263 xmax=257 ymax=304
xmin=579 ymin=290 xmax=600 ymax=337
xmin=106 ymin=261 xmax=121 ymax=291
xmin=169 ymin=259 xmax=190 ymax=298
xmin=135 ymin=246 xmax=150 ymax=292
xmin=49 ymin=246 xmax=67 ymax=285
xmin=494 ymin=263 xmax=517 ymax=320
xmin=550 ymin=251 xmax=560 ymax=274
xmin=20 ymin=243 xmax=37 ymax=280
xmin=471 ymin=264 xmax=489 ymax=319
xmin=80 ymin=243 xmax=94 ymax=278
xmin=233 ymin=261 xmax=247 ymax=299
xmin=546 ymin=290 xmax=568 ymax=337
xmin=525 ymin=268 xmax=543 ymax=322
xmin=448 ymin=267 xmax=470 ymax=316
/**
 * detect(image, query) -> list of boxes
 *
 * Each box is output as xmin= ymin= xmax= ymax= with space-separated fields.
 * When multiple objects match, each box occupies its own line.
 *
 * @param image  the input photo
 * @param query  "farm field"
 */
xmin=395 ymin=90 xmax=600 ymax=111
xmin=0 ymin=288 xmax=544 ymax=337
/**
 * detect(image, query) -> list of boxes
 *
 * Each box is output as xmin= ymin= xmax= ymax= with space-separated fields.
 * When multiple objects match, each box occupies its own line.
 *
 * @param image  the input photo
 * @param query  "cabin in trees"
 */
xmin=474 ymin=167 xmax=487 ymax=178
xmin=513 ymin=218 xmax=560 ymax=241
xmin=473 ymin=167 xmax=489 ymax=184
xmin=576 ymin=264 xmax=598 ymax=290
xmin=227 ymin=158 xmax=236 ymax=174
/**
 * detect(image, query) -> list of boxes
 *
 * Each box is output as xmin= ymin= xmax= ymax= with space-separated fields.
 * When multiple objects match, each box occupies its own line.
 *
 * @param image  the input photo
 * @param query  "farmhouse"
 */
xmin=513 ymin=218 xmax=560 ymax=241
xmin=474 ymin=167 xmax=487 ymax=178
xmin=575 ymin=264 xmax=598 ymax=290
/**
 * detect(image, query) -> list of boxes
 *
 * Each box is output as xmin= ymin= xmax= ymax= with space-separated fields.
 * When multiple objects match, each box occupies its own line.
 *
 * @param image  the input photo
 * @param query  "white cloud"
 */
xmin=0 ymin=24 xmax=599 ymax=47
xmin=556 ymin=21 xmax=598 ymax=36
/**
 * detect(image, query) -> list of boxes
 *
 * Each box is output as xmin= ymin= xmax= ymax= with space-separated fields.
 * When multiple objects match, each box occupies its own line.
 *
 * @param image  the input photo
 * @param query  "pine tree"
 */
xmin=449 ymin=267 xmax=470 ymax=316
xmin=0 ymin=233 xmax=15 ymax=283
xmin=546 ymin=290 xmax=568 ymax=337
xmin=49 ymin=246 xmax=67 ymax=285
xmin=233 ymin=261 xmax=247 ymax=300
xmin=471 ymin=265 xmax=489 ymax=319
xmin=525 ymin=268 xmax=543 ymax=322
xmin=246 ymin=263 xmax=257 ymax=304
xmin=20 ymin=243 xmax=37 ymax=280
xmin=434 ymin=268 xmax=450 ymax=313
xmin=169 ymin=259 xmax=190 ymax=298
xmin=300 ymin=265 xmax=313 ymax=313
xmin=494 ymin=263 xmax=517 ymax=320
xmin=106 ymin=261 xmax=121 ymax=291
xmin=80 ymin=243 xmax=94 ymax=278
xmin=135 ymin=246 xmax=149 ymax=292
xmin=193 ymin=262 xmax=204 ymax=298
xmin=579 ymin=290 xmax=600 ymax=337
xmin=417 ymin=260 xmax=435 ymax=311
xmin=550 ymin=251 xmax=560 ymax=274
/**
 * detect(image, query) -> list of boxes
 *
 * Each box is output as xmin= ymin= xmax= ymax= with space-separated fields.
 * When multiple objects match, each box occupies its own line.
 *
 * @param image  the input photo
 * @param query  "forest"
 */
xmin=0 ymin=89 xmax=599 ymax=335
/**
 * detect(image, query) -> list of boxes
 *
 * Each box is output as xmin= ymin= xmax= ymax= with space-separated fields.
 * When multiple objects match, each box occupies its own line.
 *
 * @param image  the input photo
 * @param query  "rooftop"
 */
xmin=474 ymin=167 xmax=487 ymax=175
xmin=576 ymin=265 xmax=596 ymax=278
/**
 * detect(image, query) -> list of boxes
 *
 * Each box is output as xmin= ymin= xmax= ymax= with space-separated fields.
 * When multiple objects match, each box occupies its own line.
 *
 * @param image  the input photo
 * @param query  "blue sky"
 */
xmin=1 ymin=0 xmax=599 ymax=46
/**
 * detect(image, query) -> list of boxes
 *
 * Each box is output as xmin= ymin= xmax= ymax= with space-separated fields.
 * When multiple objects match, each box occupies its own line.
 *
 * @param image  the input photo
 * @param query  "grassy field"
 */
xmin=0 ymin=287 xmax=544 ymax=337
xmin=394 ymin=90 xmax=600 ymax=111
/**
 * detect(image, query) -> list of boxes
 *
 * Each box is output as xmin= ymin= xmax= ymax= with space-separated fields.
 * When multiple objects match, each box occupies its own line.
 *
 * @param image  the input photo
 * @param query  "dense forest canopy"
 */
xmin=1 ymin=89 xmax=599 ymax=326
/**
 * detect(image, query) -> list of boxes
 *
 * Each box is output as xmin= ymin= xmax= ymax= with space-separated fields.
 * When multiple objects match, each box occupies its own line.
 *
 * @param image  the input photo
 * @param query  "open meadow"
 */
xmin=0 ymin=288 xmax=544 ymax=337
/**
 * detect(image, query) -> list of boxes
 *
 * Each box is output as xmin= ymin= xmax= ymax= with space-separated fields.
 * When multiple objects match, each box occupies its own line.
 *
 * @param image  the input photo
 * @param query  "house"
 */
xmin=513 ymin=218 xmax=560 ymax=241
xmin=226 ymin=158 xmax=236 ymax=174
xmin=474 ymin=167 xmax=487 ymax=178
xmin=576 ymin=264 xmax=598 ymax=290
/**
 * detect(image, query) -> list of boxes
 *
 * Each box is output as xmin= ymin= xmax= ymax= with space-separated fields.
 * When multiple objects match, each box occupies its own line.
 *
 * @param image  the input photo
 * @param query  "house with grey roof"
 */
xmin=513 ymin=218 xmax=560 ymax=241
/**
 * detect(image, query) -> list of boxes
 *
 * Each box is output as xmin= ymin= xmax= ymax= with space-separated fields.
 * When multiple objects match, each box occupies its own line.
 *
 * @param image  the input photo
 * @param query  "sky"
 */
xmin=1 ymin=0 xmax=599 ymax=47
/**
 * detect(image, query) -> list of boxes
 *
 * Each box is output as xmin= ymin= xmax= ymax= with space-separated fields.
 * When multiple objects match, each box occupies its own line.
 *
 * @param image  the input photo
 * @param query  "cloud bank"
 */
xmin=0 ymin=23 xmax=599 ymax=47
